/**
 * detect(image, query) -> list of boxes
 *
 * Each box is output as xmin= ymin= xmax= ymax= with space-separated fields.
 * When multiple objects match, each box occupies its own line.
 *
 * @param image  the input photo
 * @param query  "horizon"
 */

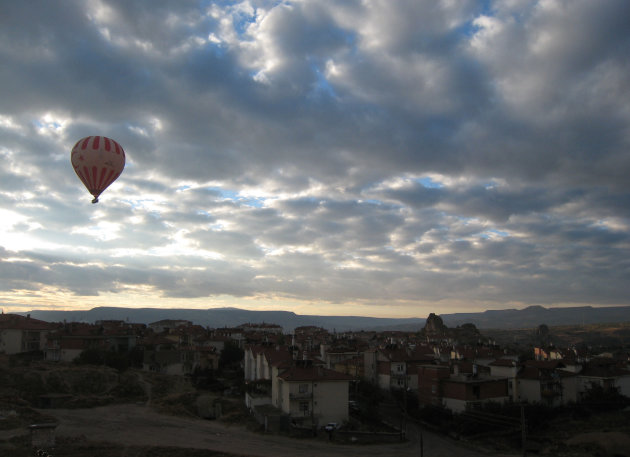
xmin=12 ymin=303 xmax=630 ymax=321
xmin=1 ymin=1 xmax=629 ymax=318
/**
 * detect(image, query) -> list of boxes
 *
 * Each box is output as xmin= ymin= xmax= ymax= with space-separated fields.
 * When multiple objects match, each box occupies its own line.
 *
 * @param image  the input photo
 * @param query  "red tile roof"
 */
xmin=0 ymin=314 xmax=53 ymax=330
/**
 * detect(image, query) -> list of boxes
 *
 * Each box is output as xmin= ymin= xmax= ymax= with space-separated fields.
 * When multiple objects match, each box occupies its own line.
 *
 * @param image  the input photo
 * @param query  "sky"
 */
xmin=1 ymin=0 xmax=629 ymax=319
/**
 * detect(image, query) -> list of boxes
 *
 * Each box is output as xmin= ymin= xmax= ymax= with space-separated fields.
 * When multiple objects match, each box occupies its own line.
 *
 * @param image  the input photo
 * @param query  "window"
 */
xmin=299 ymin=384 xmax=308 ymax=393
xmin=472 ymin=385 xmax=480 ymax=399
xmin=299 ymin=401 xmax=309 ymax=414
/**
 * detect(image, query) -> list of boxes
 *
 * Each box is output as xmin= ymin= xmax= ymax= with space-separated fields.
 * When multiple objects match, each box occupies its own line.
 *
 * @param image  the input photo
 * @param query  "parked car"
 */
xmin=324 ymin=422 xmax=339 ymax=432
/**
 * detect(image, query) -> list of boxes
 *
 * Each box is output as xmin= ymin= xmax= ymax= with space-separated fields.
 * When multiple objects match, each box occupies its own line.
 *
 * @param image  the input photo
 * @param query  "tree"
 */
xmin=536 ymin=324 xmax=550 ymax=344
xmin=219 ymin=341 xmax=244 ymax=370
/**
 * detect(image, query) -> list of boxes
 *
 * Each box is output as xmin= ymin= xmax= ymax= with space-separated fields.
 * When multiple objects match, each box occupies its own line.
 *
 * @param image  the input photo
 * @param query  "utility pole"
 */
xmin=403 ymin=370 xmax=408 ymax=442
xmin=521 ymin=404 xmax=527 ymax=457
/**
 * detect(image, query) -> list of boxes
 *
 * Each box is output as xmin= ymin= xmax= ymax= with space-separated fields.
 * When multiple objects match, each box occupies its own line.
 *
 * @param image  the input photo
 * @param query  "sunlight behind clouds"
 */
xmin=71 ymin=220 xmax=123 ymax=242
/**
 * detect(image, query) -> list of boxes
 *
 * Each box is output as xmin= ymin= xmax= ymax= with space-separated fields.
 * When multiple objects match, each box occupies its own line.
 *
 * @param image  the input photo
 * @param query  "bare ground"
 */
xmin=3 ymin=403 xmax=521 ymax=457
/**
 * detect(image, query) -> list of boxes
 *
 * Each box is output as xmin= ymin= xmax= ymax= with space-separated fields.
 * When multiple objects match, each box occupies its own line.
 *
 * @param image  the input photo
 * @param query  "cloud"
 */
xmin=0 ymin=0 xmax=628 ymax=316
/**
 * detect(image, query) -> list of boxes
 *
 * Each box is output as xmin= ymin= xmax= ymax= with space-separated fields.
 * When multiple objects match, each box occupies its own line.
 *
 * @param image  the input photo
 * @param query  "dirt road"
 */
xmin=43 ymin=403 xmax=516 ymax=457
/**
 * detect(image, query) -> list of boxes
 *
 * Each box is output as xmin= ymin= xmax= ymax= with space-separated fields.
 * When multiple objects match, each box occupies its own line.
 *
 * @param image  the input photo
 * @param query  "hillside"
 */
xmin=21 ymin=305 xmax=630 ymax=331
xmin=485 ymin=321 xmax=630 ymax=349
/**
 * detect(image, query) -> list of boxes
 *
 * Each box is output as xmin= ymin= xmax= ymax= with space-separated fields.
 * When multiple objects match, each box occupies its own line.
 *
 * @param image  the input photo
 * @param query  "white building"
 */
xmin=272 ymin=361 xmax=354 ymax=427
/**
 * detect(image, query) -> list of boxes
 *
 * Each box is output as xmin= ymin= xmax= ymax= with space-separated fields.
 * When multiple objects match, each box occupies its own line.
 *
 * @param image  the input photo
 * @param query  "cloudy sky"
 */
xmin=1 ymin=0 xmax=629 ymax=318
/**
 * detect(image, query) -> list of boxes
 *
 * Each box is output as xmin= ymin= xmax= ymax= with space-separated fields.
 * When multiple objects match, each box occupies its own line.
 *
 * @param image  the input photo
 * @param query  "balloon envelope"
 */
xmin=71 ymin=136 xmax=125 ymax=203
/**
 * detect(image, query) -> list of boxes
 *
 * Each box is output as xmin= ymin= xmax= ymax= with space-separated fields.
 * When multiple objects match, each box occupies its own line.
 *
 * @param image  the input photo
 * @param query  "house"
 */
xmin=489 ymin=358 xmax=521 ymax=401
xmin=191 ymin=346 xmax=219 ymax=372
xmin=578 ymin=357 xmax=630 ymax=398
xmin=213 ymin=327 xmax=246 ymax=348
xmin=364 ymin=345 xmax=435 ymax=391
xmin=0 ymin=314 xmax=54 ymax=354
xmin=441 ymin=375 xmax=509 ymax=412
xmin=244 ymin=344 xmax=293 ymax=382
xmin=45 ymin=337 xmax=87 ymax=362
xmin=292 ymin=326 xmax=331 ymax=353
xmin=271 ymin=360 xmax=354 ymax=427
xmin=148 ymin=319 xmax=192 ymax=333
xmin=169 ymin=324 xmax=207 ymax=346
xmin=517 ymin=360 xmax=578 ymax=406
xmin=534 ymin=346 xmax=551 ymax=361
xmin=45 ymin=324 xmax=107 ymax=362
xmin=140 ymin=334 xmax=192 ymax=375
xmin=417 ymin=364 xmax=450 ymax=406
xmin=320 ymin=343 xmax=362 ymax=370
xmin=197 ymin=335 xmax=230 ymax=354
xmin=96 ymin=320 xmax=143 ymax=352
xmin=244 ymin=345 xmax=296 ymax=412
xmin=332 ymin=355 xmax=363 ymax=379
xmin=238 ymin=323 xmax=283 ymax=334
xmin=44 ymin=321 xmax=142 ymax=362
xmin=367 ymin=346 xmax=409 ymax=390
xmin=143 ymin=348 xmax=195 ymax=375
xmin=417 ymin=363 xmax=509 ymax=412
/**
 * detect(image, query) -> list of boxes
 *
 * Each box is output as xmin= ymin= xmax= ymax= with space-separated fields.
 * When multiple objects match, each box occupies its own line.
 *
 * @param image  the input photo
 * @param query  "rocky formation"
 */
xmin=422 ymin=313 xmax=485 ymax=344
xmin=423 ymin=313 xmax=448 ymax=339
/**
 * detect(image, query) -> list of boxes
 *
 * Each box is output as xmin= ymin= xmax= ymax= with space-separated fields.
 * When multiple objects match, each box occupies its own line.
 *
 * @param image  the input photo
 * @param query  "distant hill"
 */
xmin=440 ymin=305 xmax=630 ymax=329
xmin=20 ymin=307 xmax=424 ymax=332
xmin=20 ymin=305 xmax=630 ymax=332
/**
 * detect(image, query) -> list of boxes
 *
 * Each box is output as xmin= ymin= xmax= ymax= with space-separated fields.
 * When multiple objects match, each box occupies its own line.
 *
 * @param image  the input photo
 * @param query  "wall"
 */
xmin=243 ymin=349 xmax=256 ymax=380
xmin=313 ymin=380 xmax=349 ymax=425
xmin=617 ymin=374 xmax=630 ymax=397
xmin=518 ymin=378 xmax=541 ymax=403
xmin=443 ymin=397 xmax=468 ymax=413
xmin=60 ymin=348 xmax=82 ymax=363
xmin=363 ymin=350 xmax=377 ymax=384
xmin=560 ymin=376 xmax=579 ymax=404
xmin=0 ymin=329 xmax=22 ymax=354
xmin=417 ymin=365 xmax=449 ymax=405
xmin=245 ymin=392 xmax=271 ymax=410
xmin=489 ymin=366 xmax=519 ymax=401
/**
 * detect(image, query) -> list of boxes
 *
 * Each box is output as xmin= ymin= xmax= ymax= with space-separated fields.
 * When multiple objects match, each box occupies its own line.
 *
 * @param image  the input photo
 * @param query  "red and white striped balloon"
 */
xmin=70 ymin=136 xmax=125 ymax=203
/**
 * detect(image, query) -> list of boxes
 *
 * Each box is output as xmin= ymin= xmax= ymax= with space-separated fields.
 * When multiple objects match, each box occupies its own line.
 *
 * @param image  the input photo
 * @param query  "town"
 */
xmin=1 ymin=311 xmax=630 ymax=455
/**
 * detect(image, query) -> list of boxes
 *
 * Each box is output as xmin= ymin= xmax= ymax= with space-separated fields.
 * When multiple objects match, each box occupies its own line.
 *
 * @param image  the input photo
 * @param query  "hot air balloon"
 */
xmin=70 ymin=136 xmax=125 ymax=203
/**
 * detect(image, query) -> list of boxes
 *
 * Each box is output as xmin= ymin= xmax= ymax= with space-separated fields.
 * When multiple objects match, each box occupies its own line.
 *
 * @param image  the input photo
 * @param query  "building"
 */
xmin=148 ymin=319 xmax=192 ymax=333
xmin=364 ymin=345 xmax=435 ymax=391
xmin=441 ymin=375 xmax=509 ymax=412
xmin=417 ymin=364 xmax=451 ymax=406
xmin=517 ymin=361 xmax=578 ymax=406
xmin=244 ymin=344 xmax=293 ymax=382
xmin=272 ymin=360 xmax=354 ymax=427
xmin=578 ymin=357 xmax=630 ymax=398
xmin=489 ymin=358 xmax=521 ymax=401
xmin=0 ymin=314 xmax=54 ymax=354
xmin=417 ymin=363 xmax=509 ymax=412
xmin=44 ymin=321 xmax=141 ymax=362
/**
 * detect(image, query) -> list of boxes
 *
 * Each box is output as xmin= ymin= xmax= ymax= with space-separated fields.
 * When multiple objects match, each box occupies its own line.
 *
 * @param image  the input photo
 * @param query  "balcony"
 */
xmin=289 ymin=392 xmax=313 ymax=400
xmin=541 ymin=388 xmax=562 ymax=398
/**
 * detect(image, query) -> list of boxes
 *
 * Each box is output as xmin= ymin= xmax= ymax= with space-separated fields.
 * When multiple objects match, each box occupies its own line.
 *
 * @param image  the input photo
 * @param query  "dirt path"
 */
xmin=43 ymin=403 xmax=517 ymax=457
